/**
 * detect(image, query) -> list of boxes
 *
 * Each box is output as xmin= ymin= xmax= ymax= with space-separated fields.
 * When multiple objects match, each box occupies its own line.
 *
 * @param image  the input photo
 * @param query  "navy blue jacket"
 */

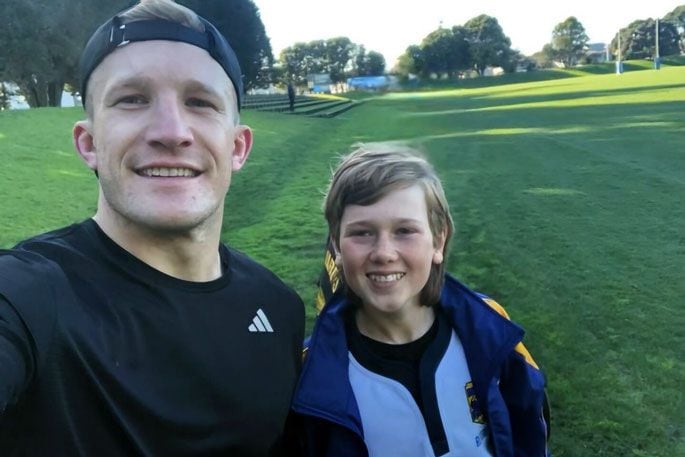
xmin=291 ymin=275 xmax=549 ymax=456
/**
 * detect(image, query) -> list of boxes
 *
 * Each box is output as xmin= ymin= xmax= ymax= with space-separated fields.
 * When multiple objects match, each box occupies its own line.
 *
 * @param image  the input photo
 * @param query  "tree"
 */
xmin=280 ymin=42 xmax=321 ymax=86
xmin=502 ymin=50 xmax=534 ymax=73
xmin=542 ymin=43 xmax=559 ymax=67
xmin=0 ymin=0 xmax=128 ymax=108
xmin=395 ymin=45 xmax=424 ymax=77
xmin=418 ymin=26 xmax=470 ymax=78
xmin=449 ymin=26 xmax=472 ymax=74
xmin=530 ymin=47 xmax=554 ymax=69
xmin=464 ymin=15 xmax=513 ymax=75
xmin=179 ymin=0 xmax=273 ymax=90
xmin=663 ymin=5 xmax=685 ymax=53
xmin=364 ymin=51 xmax=386 ymax=76
xmin=353 ymin=46 xmax=386 ymax=76
xmin=325 ymin=37 xmax=354 ymax=84
xmin=611 ymin=19 xmax=680 ymax=59
xmin=551 ymin=16 xmax=589 ymax=67
xmin=0 ymin=0 xmax=273 ymax=108
xmin=0 ymin=83 xmax=15 ymax=110
xmin=279 ymin=37 xmax=371 ymax=85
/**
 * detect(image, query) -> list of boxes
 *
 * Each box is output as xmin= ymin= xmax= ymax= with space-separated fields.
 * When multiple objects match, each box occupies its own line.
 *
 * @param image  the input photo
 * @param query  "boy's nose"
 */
xmin=370 ymin=235 xmax=398 ymax=263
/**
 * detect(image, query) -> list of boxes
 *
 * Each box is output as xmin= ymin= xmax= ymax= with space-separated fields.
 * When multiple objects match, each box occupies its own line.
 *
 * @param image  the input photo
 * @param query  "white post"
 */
xmin=616 ymin=32 xmax=623 ymax=74
xmin=655 ymin=18 xmax=661 ymax=69
xmin=656 ymin=19 xmax=660 ymax=58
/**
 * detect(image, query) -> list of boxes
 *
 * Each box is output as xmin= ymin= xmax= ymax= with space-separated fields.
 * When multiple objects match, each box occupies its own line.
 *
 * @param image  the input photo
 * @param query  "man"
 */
xmin=287 ymin=82 xmax=296 ymax=112
xmin=0 ymin=1 xmax=304 ymax=455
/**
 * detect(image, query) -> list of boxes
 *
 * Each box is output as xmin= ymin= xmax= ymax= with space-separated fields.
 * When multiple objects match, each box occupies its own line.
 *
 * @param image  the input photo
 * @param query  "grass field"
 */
xmin=1 ymin=65 xmax=684 ymax=456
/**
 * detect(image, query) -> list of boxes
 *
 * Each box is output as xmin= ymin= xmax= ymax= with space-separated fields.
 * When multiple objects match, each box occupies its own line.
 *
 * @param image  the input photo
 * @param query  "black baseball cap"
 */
xmin=79 ymin=14 xmax=243 ymax=110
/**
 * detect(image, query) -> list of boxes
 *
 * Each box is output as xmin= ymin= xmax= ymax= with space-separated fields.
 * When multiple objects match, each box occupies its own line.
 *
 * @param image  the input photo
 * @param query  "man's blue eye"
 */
xmin=118 ymin=95 xmax=147 ymax=105
xmin=187 ymin=98 xmax=216 ymax=109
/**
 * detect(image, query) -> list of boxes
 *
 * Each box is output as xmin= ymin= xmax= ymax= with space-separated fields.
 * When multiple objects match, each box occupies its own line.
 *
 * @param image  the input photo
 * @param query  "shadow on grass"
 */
xmin=400 ymin=58 xmax=685 ymax=92
xmin=401 ymin=83 xmax=685 ymax=114
xmin=412 ymin=101 xmax=685 ymax=142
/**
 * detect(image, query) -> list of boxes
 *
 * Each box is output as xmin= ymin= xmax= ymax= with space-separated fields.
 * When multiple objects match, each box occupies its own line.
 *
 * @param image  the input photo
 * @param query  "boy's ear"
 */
xmin=73 ymin=120 xmax=98 ymax=171
xmin=330 ymin=236 xmax=342 ymax=268
xmin=433 ymin=231 xmax=447 ymax=265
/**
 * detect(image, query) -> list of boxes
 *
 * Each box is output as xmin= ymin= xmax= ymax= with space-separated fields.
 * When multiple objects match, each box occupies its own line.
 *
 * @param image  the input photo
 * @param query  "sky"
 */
xmin=251 ymin=0 xmax=683 ymax=67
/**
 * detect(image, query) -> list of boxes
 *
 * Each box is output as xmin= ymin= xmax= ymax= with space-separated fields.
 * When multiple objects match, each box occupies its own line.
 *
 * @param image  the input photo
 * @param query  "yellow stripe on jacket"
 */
xmin=481 ymin=298 xmax=539 ymax=370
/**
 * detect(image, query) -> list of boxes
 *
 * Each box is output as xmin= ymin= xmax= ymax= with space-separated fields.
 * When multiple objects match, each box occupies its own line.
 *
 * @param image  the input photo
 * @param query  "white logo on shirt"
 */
xmin=248 ymin=308 xmax=273 ymax=333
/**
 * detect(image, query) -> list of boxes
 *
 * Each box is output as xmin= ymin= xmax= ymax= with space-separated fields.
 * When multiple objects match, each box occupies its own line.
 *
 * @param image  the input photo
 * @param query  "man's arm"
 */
xmin=0 ymin=295 xmax=35 ymax=414
xmin=0 ymin=251 xmax=61 ymax=415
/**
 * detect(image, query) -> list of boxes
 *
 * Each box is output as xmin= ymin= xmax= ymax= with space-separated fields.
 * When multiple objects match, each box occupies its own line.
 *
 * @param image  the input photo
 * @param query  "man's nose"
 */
xmin=145 ymin=96 xmax=194 ymax=150
xmin=370 ymin=234 xmax=398 ymax=263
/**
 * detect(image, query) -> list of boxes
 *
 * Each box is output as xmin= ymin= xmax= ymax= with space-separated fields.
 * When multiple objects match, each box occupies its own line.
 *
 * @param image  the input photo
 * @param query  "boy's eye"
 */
xmin=396 ymin=227 xmax=417 ymax=235
xmin=349 ymin=230 xmax=372 ymax=237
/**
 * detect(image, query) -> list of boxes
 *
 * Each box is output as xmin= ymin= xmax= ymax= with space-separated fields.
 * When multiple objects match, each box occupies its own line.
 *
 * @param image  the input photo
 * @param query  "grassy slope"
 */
xmin=1 ymin=66 xmax=683 ymax=456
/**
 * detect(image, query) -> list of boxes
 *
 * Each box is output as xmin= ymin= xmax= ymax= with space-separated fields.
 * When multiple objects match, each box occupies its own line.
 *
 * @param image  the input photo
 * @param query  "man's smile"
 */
xmin=137 ymin=167 xmax=200 ymax=177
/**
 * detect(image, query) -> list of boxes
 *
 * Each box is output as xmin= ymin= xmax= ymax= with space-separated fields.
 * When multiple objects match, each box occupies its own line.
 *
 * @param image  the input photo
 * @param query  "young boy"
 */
xmin=292 ymin=143 xmax=549 ymax=456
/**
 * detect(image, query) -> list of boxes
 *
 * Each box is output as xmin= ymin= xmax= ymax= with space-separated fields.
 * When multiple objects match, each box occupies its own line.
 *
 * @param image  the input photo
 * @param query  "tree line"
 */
xmin=394 ymin=15 xmax=517 ymax=79
xmin=278 ymin=39 xmax=385 ymax=87
xmin=396 ymin=5 xmax=685 ymax=78
xmin=609 ymin=5 xmax=685 ymax=60
xmin=535 ymin=6 xmax=685 ymax=68
xmin=0 ymin=0 xmax=273 ymax=108
xmin=0 ymin=0 xmax=385 ymax=108
xmin=2 ymin=2 xmax=684 ymax=108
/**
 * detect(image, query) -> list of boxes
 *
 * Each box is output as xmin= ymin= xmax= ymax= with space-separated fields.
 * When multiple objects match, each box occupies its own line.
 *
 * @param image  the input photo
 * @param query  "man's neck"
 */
xmin=92 ymin=214 xmax=223 ymax=282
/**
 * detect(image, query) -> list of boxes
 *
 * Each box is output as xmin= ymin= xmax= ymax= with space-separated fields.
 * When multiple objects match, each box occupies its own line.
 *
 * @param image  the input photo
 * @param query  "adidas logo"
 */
xmin=248 ymin=308 xmax=273 ymax=333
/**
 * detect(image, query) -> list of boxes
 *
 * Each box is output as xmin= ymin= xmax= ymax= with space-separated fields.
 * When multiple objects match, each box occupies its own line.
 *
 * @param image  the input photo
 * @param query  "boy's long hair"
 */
xmin=324 ymin=142 xmax=454 ymax=307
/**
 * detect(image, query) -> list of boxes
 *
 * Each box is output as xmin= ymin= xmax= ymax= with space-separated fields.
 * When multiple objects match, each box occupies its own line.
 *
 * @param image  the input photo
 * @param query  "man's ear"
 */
xmin=230 ymin=125 xmax=253 ymax=171
xmin=73 ymin=120 xmax=97 ymax=171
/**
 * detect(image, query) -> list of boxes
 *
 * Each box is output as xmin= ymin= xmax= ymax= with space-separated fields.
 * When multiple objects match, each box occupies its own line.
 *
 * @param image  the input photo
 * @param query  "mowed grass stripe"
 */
xmin=223 ymin=111 xmax=350 ymax=309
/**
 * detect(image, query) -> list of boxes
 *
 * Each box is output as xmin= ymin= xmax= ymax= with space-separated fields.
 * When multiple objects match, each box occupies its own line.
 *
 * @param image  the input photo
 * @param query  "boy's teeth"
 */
xmin=368 ymin=273 xmax=404 ymax=282
xmin=142 ymin=167 xmax=197 ymax=177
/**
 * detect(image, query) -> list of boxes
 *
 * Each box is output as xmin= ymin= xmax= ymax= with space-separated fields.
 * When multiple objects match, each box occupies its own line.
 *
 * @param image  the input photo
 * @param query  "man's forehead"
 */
xmin=79 ymin=17 xmax=243 ymax=109
xmin=92 ymin=41 xmax=234 ymax=98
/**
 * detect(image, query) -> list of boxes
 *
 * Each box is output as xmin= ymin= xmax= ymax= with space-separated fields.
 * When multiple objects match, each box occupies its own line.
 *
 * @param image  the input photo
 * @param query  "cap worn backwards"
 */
xmin=79 ymin=15 xmax=243 ymax=110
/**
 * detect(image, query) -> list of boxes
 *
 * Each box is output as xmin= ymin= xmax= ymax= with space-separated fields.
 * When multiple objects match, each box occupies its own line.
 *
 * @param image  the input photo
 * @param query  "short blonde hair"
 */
xmin=120 ymin=0 xmax=204 ymax=31
xmin=324 ymin=142 xmax=454 ymax=307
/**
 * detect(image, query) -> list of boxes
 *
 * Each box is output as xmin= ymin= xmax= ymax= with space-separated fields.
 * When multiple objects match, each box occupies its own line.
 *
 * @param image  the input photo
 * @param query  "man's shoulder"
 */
xmin=0 ymin=249 xmax=65 ymax=341
xmin=0 ymin=248 xmax=62 ymax=280
xmin=13 ymin=221 xmax=86 ymax=252
xmin=0 ymin=223 xmax=88 ymax=298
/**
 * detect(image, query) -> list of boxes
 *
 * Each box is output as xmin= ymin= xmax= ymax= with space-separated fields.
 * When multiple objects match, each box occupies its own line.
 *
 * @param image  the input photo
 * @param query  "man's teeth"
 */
xmin=368 ymin=273 xmax=405 ymax=282
xmin=141 ymin=167 xmax=197 ymax=177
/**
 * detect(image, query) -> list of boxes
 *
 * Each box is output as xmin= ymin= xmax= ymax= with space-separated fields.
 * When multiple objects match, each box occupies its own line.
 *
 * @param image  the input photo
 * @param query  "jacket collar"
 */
xmin=292 ymin=290 xmax=364 ymax=435
xmin=292 ymin=274 xmax=523 ymax=434
xmin=439 ymin=275 xmax=524 ymax=403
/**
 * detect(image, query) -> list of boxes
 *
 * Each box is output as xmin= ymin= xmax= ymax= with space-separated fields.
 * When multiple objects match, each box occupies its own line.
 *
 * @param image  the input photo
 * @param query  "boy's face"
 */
xmin=73 ymin=40 xmax=251 ymax=234
xmin=335 ymin=185 xmax=445 ymax=319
